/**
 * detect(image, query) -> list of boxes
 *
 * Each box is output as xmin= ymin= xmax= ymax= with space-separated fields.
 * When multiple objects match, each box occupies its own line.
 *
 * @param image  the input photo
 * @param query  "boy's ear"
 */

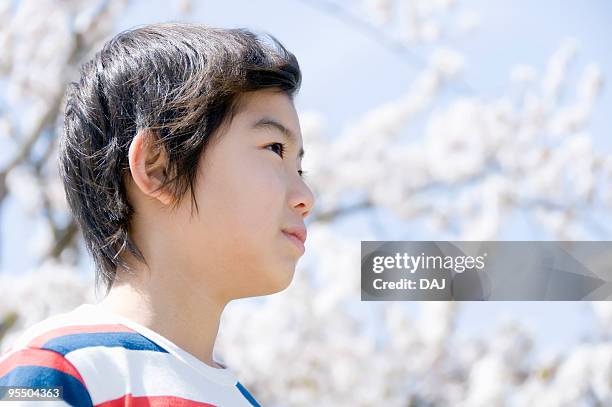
xmin=128 ymin=128 xmax=174 ymax=206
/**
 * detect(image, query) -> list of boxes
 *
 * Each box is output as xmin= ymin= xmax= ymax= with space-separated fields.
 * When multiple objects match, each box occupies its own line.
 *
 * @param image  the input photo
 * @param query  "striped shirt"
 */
xmin=0 ymin=304 xmax=261 ymax=406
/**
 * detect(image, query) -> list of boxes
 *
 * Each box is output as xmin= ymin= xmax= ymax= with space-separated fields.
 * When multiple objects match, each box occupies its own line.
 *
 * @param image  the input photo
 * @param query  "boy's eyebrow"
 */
xmin=252 ymin=117 xmax=305 ymax=159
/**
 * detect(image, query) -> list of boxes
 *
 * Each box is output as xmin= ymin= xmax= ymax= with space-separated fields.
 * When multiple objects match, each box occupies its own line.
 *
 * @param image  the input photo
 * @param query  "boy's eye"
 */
xmin=265 ymin=142 xmax=306 ymax=178
xmin=266 ymin=142 xmax=285 ymax=158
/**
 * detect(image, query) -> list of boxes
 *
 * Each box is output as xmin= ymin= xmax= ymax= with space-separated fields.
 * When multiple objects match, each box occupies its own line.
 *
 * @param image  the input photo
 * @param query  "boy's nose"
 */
xmin=290 ymin=179 xmax=315 ymax=219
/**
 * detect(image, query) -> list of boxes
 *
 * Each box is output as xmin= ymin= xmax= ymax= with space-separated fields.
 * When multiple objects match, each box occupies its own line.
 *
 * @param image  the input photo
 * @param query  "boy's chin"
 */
xmin=243 ymin=266 xmax=297 ymax=298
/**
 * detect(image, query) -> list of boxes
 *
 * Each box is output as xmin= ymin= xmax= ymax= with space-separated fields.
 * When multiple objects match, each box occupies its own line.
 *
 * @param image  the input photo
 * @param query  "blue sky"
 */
xmin=2 ymin=0 xmax=610 ymax=355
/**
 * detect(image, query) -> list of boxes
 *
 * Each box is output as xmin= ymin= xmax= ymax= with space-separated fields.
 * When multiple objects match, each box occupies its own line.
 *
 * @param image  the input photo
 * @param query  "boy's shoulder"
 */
xmin=0 ymin=306 xmax=140 ymax=405
xmin=0 ymin=304 xmax=260 ymax=407
xmin=0 ymin=304 xmax=167 ymax=406
xmin=2 ymin=304 xmax=157 ymax=353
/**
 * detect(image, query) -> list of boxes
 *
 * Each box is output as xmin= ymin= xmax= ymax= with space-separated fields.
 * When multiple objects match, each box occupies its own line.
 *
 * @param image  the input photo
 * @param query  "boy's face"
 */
xmin=169 ymin=89 xmax=314 ymax=301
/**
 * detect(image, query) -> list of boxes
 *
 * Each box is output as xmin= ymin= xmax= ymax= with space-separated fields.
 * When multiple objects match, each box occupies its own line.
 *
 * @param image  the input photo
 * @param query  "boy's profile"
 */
xmin=0 ymin=23 xmax=314 ymax=406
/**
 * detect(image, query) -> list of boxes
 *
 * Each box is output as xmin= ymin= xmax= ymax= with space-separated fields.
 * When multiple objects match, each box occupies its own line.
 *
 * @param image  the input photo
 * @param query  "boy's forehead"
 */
xmin=237 ymin=89 xmax=296 ymax=116
xmin=234 ymin=91 xmax=301 ymax=130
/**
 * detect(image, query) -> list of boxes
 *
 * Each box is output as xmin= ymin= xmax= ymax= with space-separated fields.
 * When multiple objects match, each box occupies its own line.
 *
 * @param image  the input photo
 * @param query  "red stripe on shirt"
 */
xmin=28 ymin=324 xmax=135 ymax=348
xmin=0 ymin=347 xmax=86 ymax=386
xmin=96 ymin=394 xmax=218 ymax=407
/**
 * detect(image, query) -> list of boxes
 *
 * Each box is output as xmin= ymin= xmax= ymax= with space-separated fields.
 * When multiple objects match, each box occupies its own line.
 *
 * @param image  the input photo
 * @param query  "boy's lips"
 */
xmin=282 ymin=225 xmax=307 ymax=245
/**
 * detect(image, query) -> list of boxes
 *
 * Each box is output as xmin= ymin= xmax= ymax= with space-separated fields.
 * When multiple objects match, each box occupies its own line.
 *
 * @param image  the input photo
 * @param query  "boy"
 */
xmin=0 ymin=23 xmax=314 ymax=406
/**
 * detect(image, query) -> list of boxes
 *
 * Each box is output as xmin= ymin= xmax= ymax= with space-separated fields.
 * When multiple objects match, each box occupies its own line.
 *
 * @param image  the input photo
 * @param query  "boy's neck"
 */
xmin=97 ymin=273 xmax=226 ymax=369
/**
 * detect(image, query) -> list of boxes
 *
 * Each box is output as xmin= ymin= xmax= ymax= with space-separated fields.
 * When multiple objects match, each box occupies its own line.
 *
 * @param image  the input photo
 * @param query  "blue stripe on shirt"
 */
xmin=0 ymin=365 xmax=93 ymax=407
xmin=40 ymin=332 xmax=168 ymax=356
xmin=236 ymin=381 xmax=261 ymax=407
